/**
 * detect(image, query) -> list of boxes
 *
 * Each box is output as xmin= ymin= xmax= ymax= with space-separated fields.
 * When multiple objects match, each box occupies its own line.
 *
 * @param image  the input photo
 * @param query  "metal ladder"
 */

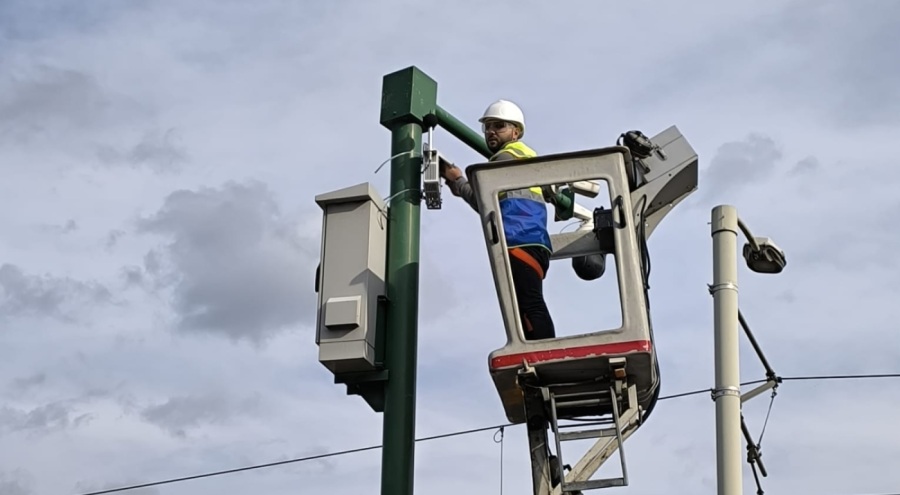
xmin=519 ymin=358 xmax=644 ymax=495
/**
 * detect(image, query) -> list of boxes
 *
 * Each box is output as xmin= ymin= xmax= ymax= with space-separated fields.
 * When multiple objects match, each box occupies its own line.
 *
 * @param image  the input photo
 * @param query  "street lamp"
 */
xmin=710 ymin=205 xmax=787 ymax=495
xmin=738 ymin=216 xmax=787 ymax=275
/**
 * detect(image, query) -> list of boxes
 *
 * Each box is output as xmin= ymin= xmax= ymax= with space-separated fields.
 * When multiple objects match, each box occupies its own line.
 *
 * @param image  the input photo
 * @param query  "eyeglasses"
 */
xmin=482 ymin=121 xmax=512 ymax=133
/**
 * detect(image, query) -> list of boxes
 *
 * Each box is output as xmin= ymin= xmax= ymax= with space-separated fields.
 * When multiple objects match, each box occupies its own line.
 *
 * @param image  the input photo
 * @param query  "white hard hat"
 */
xmin=479 ymin=99 xmax=525 ymax=136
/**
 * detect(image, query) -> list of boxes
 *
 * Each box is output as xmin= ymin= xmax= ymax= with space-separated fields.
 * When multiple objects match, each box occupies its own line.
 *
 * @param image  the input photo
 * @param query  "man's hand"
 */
xmin=439 ymin=157 xmax=462 ymax=182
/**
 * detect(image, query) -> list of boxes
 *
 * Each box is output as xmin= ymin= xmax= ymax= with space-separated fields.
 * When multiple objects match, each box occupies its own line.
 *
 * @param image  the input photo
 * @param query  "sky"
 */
xmin=2 ymin=1 xmax=900 ymax=494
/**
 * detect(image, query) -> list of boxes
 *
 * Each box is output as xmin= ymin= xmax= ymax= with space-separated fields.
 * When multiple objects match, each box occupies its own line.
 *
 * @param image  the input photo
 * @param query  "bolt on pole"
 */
xmin=711 ymin=204 xmax=743 ymax=495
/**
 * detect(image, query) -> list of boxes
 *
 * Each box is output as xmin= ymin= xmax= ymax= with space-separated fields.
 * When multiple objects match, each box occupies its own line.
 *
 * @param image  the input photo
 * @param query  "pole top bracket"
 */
xmin=380 ymin=66 xmax=438 ymax=130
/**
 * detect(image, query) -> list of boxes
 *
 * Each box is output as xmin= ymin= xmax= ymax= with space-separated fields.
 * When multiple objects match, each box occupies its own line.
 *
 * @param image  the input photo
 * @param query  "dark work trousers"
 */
xmin=509 ymin=245 xmax=556 ymax=340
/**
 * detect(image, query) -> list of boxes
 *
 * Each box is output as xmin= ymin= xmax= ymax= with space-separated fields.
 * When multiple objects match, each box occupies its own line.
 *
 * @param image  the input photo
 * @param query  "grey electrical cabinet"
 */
xmin=314 ymin=182 xmax=387 ymax=375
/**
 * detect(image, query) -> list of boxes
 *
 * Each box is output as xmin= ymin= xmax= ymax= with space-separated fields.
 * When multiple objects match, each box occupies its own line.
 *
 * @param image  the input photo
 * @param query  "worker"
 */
xmin=439 ymin=99 xmax=559 ymax=341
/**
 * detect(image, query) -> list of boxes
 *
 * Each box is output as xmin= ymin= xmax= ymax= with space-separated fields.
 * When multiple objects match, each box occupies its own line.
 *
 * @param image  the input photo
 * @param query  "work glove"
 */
xmin=542 ymin=185 xmax=575 ymax=221
xmin=439 ymin=156 xmax=462 ymax=182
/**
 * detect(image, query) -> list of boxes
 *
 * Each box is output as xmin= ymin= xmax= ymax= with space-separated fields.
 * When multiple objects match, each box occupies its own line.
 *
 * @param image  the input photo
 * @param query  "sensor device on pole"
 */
xmin=422 ymin=126 xmax=442 ymax=210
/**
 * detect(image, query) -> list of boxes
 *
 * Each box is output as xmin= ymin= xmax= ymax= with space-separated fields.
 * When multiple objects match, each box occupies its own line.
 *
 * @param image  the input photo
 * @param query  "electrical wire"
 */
xmin=656 ymin=387 xmax=710 ymax=401
xmin=651 ymin=373 xmax=900 ymax=403
xmin=79 ymin=424 xmax=506 ymax=495
xmin=493 ymin=426 xmax=505 ymax=495
xmin=77 ymin=372 xmax=900 ymax=495
xmin=373 ymin=150 xmax=419 ymax=175
xmin=651 ymin=378 xmax=766 ymax=402
xmin=757 ymin=388 xmax=777 ymax=446
xmin=781 ymin=373 xmax=900 ymax=381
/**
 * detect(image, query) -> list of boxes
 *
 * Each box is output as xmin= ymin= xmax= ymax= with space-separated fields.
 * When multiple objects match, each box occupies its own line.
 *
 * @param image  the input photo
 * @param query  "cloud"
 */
xmin=769 ymin=0 xmax=900 ymax=128
xmin=9 ymin=373 xmax=46 ymax=393
xmin=1 ymin=2 xmax=899 ymax=495
xmin=105 ymin=229 xmax=126 ymax=250
xmin=789 ymin=156 xmax=818 ymax=176
xmin=0 ymin=0 xmax=125 ymax=43
xmin=698 ymin=133 xmax=783 ymax=202
xmin=0 ymin=62 xmax=185 ymax=174
xmin=0 ymin=470 xmax=35 ymax=495
xmin=95 ymin=128 xmax=189 ymax=174
xmin=135 ymin=180 xmax=318 ymax=343
xmin=119 ymin=265 xmax=144 ymax=288
xmin=139 ymin=392 xmax=260 ymax=438
xmin=0 ymin=264 xmax=112 ymax=322
xmin=0 ymin=66 xmax=114 ymax=143
xmin=0 ymin=401 xmax=92 ymax=434
xmin=628 ymin=1 xmax=900 ymax=130
xmin=36 ymin=219 xmax=78 ymax=235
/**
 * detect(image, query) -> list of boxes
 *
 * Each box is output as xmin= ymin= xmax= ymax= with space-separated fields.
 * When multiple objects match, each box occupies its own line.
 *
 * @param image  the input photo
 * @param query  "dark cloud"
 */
xmin=776 ymin=289 xmax=797 ymax=304
xmin=0 ymin=65 xmax=132 ymax=145
xmin=0 ymin=63 xmax=182 ymax=173
xmin=0 ymin=66 xmax=99 ymax=121
xmin=0 ymin=0 xmax=126 ymax=42
xmin=95 ymin=128 xmax=189 ymax=174
xmin=0 ymin=470 xmax=34 ymax=495
xmin=135 ymin=181 xmax=318 ymax=343
xmin=0 ymin=401 xmax=92 ymax=434
xmin=0 ymin=264 xmax=112 ymax=322
xmin=36 ymin=219 xmax=78 ymax=235
xmin=790 ymin=156 xmax=819 ymax=176
xmin=773 ymin=0 xmax=900 ymax=128
xmin=9 ymin=373 xmax=46 ymax=393
xmin=628 ymin=1 xmax=900 ymax=129
xmin=120 ymin=266 xmax=144 ymax=288
xmin=698 ymin=133 xmax=782 ymax=201
xmin=105 ymin=229 xmax=126 ymax=250
xmin=139 ymin=393 xmax=260 ymax=438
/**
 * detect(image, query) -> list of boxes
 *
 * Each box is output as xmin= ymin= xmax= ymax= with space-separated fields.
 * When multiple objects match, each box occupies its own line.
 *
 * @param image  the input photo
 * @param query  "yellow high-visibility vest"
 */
xmin=492 ymin=141 xmax=551 ymax=252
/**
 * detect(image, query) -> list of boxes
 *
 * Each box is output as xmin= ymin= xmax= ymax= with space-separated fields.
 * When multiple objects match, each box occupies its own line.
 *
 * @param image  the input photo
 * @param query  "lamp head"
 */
xmin=743 ymin=237 xmax=787 ymax=274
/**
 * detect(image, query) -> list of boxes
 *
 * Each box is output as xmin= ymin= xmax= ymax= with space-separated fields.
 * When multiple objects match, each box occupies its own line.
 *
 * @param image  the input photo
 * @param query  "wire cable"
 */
xmin=493 ymin=426 xmax=505 ymax=495
xmin=655 ymin=378 xmax=767 ymax=402
xmin=758 ymin=388 xmax=777 ymax=447
xmin=373 ymin=150 xmax=419 ymax=175
xmin=781 ymin=373 xmax=900 ymax=381
xmin=79 ymin=424 xmax=506 ymax=495
xmin=77 ymin=372 xmax=900 ymax=495
xmin=648 ymin=373 xmax=900 ymax=404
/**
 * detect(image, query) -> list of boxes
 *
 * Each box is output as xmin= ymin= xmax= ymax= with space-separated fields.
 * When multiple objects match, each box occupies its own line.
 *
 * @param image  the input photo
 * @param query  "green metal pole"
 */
xmin=379 ymin=66 xmax=436 ymax=495
xmin=376 ymin=66 xmax=502 ymax=495
xmin=381 ymin=122 xmax=422 ymax=495
xmin=435 ymin=105 xmax=492 ymax=159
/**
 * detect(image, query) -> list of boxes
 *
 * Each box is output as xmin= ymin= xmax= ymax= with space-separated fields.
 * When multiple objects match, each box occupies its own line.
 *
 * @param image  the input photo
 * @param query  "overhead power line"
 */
xmin=79 ymin=424 xmax=506 ymax=495
xmin=782 ymin=373 xmax=900 ymax=381
xmin=78 ymin=372 xmax=900 ymax=495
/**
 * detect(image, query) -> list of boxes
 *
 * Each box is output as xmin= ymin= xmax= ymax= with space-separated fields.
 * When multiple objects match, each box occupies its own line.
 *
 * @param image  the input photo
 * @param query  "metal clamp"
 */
xmin=707 ymin=282 xmax=738 ymax=295
xmin=711 ymin=386 xmax=741 ymax=401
